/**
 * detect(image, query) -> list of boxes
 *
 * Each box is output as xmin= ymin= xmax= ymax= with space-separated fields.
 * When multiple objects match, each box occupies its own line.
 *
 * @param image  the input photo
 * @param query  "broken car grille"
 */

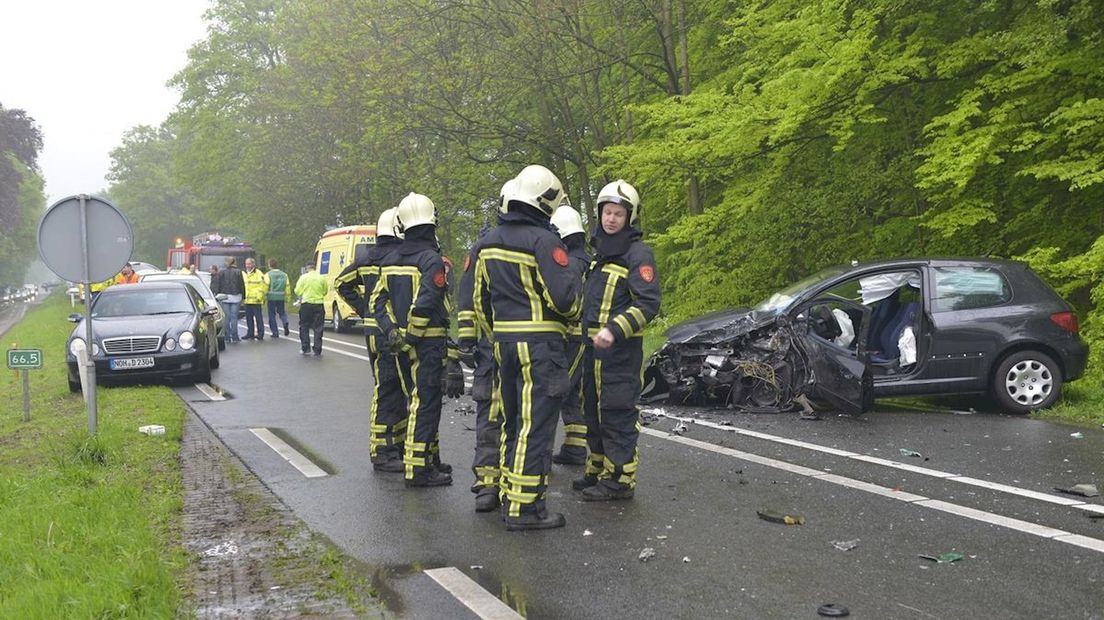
xmin=102 ymin=336 xmax=162 ymax=354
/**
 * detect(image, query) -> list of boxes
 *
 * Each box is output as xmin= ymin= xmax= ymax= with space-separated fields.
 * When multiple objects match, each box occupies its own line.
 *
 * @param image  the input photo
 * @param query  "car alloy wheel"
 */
xmin=1004 ymin=358 xmax=1054 ymax=407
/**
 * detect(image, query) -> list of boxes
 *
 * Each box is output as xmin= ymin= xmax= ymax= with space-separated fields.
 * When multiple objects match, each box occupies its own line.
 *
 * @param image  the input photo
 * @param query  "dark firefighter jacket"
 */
xmin=335 ymin=236 xmax=402 ymax=335
xmin=583 ymin=227 xmax=661 ymax=342
xmin=372 ymin=225 xmax=452 ymax=345
xmin=473 ymin=210 xmax=582 ymax=342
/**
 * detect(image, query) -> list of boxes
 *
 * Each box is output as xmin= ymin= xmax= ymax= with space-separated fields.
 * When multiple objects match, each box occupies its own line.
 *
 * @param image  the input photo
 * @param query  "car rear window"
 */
xmin=932 ymin=266 xmax=1012 ymax=312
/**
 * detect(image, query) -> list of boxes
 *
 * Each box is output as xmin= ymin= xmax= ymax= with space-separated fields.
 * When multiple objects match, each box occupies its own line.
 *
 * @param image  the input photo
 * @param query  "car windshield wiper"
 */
xmin=144 ymin=310 xmax=191 ymax=315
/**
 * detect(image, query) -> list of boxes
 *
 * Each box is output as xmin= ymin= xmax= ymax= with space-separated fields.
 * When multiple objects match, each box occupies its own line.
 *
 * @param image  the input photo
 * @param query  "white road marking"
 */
xmin=248 ymin=428 xmax=328 ymax=478
xmin=280 ymin=326 xmax=372 ymax=361
xmin=194 ymin=382 xmax=226 ymax=401
xmin=649 ymin=410 xmax=1104 ymax=516
xmin=643 ymin=427 xmax=1104 ymax=555
xmin=424 ymin=567 xmax=522 ymax=620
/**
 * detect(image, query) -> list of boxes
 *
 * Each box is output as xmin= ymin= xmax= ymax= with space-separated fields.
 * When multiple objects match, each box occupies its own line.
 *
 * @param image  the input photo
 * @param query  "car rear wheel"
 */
xmin=195 ymin=348 xmax=213 ymax=384
xmin=218 ymin=336 xmax=226 ymax=351
xmin=210 ymin=344 xmax=220 ymax=370
xmin=68 ymin=375 xmax=81 ymax=393
xmin=992 ymin=350 xmax=1062 ymax=415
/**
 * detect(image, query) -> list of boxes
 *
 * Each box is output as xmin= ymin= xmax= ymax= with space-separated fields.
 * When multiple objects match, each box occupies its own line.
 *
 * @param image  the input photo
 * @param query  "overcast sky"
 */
xmin=1 ymin=0 xmax=210 ymax=204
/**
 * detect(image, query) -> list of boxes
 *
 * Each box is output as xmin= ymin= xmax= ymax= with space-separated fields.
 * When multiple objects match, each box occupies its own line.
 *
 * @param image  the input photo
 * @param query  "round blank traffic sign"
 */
xmin=37 ymin=195 xmax=133 ymax=282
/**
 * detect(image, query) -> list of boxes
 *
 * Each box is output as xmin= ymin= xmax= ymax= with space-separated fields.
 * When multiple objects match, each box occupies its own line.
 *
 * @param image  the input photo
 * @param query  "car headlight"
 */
xmin=91 ymin=342 xmax=101 ymax=356
xmin=164 ymin=338 xmax=177 ymax=351
xmin=179 ymin=331 xmax=195 ymax=350
xmin=69 ymin=338 xmax=86 ymax=356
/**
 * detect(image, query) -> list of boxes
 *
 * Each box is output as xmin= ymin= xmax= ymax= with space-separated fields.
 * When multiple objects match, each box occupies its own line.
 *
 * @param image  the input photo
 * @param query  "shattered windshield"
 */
xmin=755 ymin=265 xmax=851 ymax=313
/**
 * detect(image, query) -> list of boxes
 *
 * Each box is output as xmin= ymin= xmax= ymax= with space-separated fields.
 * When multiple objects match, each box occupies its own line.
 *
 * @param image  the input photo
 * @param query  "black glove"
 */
xmin=385 ymin=329 xmax=404 ymax=354
xmin=457 ymin=342 xmax=476 ymax=369
xmin=444 ymin=358 xmax=465 ymax=398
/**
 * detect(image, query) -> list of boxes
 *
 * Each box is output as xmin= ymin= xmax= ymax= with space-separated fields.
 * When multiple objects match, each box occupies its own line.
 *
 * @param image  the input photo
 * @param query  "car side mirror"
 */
xmin=203 ymin=307 xmax=220 ymax=316
xmin=67 ymin=313 xmax=82 ymax=323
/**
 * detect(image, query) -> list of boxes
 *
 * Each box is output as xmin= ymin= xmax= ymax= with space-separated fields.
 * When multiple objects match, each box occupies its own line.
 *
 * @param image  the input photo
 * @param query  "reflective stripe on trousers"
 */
xmin=368 ymin=334 xmax=408 ymax=461
xmin=582 ymin=337 xmax=644 ymax=488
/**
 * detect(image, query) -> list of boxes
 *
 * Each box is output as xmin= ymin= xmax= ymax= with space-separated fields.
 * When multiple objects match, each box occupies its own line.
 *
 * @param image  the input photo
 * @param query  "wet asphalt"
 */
xmin=179 ymin=319 xmax=1104 ymax=619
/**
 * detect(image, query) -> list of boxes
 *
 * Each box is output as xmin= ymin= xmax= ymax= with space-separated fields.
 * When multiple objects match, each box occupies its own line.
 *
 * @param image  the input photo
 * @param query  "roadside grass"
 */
xmin=0 ymin=295 xmax=187 ymax=618
xmin=1032 ymin=368 xmax=1104 ymax=428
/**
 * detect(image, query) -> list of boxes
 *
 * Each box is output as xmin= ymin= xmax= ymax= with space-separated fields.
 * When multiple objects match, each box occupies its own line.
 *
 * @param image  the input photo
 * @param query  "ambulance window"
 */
xmin=320 ymin=251 xmax=331 ymax=275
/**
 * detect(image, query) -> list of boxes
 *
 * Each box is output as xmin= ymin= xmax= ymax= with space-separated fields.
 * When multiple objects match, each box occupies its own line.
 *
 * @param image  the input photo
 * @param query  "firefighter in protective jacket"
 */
xmin=577 ymin=180 xmax=661 ymax=501
xmin=549 ymin=204 xmax=591 ymax=466
xmin=473 ymin=165 xmax=582 ymax=531
xmin=336 ymin=208 xmax=408 ymax=472
xmin=373 ymin=193 xmax=455 ymax=487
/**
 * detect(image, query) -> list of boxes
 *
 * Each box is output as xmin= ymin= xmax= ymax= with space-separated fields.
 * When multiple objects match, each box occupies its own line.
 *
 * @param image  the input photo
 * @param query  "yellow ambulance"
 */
xmin=313 ymin=225 xmax=376 ymax=332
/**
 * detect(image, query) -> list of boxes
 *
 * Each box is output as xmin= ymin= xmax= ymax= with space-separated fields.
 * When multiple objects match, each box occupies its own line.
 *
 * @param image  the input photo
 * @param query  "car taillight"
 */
xmin=1050 ymin=311 xmax=1079 ymax=334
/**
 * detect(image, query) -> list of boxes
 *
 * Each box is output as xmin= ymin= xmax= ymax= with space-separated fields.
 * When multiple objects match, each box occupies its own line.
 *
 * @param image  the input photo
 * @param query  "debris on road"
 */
xmin=919 ymin=552 xmax=964 ymax=563
xmin=639 ymin=547 xmax=657 ymax=562
xmin=817 ymin=603 xmax=850 ymax=617
xmin=757 ymin=509 xmax=805 ymax=525
xmin=831 ymin=539 xmax=860 ymax=551
xmin=471 ymin=565 xmax=483 ymax=570
xmin=656 ymin=535 xmax=668 ymax=540
xmin=139 ymin=424 xmax=166 ymax=436
xmin=583 ymin=529 xmax=593 ymax=536
xmin=682 ymin=556 xmax=691 ymax=563
xmin=202 ymin=541 xmax=239 ymax=558
xmin=1070 ymin=432 xmax=1084 ymax=439
xmin=672 ymin=422 xmax=689 ymax=435
xmin=898 ymin=448 xmax=924 ymax=459
xmin=1054 ymin=484 xmax=1100 ymax=498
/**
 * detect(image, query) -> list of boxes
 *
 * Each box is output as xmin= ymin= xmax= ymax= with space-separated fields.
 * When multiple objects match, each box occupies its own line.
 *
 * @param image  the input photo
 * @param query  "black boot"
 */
xmin=283 ymin=323 xmax=289 ymax=336
xmin=506 ymin=510 xmax=566 ymax=531
xmin=474 ymin=488 xmax=500 ymax=513
xmin=552 ymin=445 xmax=587 ymax=466
xmin=405 ymin=468 xmax=453 ymax=488
xmin=572 ymin=474 xmax=598 ymax=491
xmin=581 ymin=479 xmax=634 ymax=501
xmin=432 ymin=456 xmax=453 ymax=474
xmin=372 ymin=458 xmax=404 ymax=473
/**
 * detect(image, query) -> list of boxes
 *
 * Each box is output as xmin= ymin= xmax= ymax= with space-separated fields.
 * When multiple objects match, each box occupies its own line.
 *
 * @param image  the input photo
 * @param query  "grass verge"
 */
xmin=0 ymin=295 xmax=187 ymax=618
xmin=1032 ymin=369 xmax=1104 ymax=428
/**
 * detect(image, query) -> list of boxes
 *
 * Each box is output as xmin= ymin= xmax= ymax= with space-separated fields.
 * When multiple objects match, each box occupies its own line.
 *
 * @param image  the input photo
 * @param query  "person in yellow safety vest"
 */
xmin=294 ymin=262 xmax=329 ymax=355
xmin=87 ymin=277 xmax=114 ymax=303
xmin=473 ymin=165 xmax=582 ymax=531
xmin=241 ymin=257 xmax=270 ymax=340
xmin=576 ymin=180 xmax=661 ymax=501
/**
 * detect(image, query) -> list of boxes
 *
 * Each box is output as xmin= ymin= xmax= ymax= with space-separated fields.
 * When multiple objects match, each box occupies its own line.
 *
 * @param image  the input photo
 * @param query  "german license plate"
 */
xmin=110 ymin=357 xmax=155 ymax=370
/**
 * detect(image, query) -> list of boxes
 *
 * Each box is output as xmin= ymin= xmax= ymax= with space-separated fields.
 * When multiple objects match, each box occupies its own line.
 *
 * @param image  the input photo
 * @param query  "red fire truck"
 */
xmin=166 ymin=232 xmax=256 ymax=272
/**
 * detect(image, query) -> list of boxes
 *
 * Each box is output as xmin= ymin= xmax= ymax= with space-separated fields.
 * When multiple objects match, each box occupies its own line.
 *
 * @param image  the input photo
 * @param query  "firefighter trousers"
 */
xmin=367 ymin=335 xmax=408 ymax=463
xmin=397 ymin=337 xmax=447 ymax=479
xmin=470 ymin=339 xmax=501 ymax=493
xmin=582 ymin=337 xmax=644 ymax=488
xmin=558 ymin=337 xmax=588 ymax=450
xmin=495 ymin=338 xmax=569 ymax=517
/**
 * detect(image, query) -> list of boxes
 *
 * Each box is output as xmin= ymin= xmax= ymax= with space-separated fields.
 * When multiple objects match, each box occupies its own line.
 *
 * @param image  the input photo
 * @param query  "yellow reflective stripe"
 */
xmin=602 ymin=264 xmax=629 ymax=278
xmin=480 ymin=248 xmax=537 ymax=267
xmin=585 ymin=452 xmax=604 ymax=476
xmin=564 ymin=436 xmax=588 ymax=447
xmin=510 ymin=342 xmax=535 ymax=516
xmin=474 ymin=258 xmax=493 ymax=338
xmin=409 ymin=315 xmax=430 ymax=327
xmin=380 ymin=266 xmax=421 ymax=276
xmin=594 ymin=358 xmax=604 ymax=425
xmin=335 ymin=269 xmax=360 ymax=286
xmin=457 ymin=310 xmax=476 ymax=322
xmin=447 ymin=347 xmax=459 ymax=361
xmin=598 ymin=273 xmax=620 ymax=325
xmin=628 ymin=306 xmax=647 ymax=328
xmin=613 ymin=314 xmax=634 ymax=338
xmin=502 ymin=469 xmax=542 ymax=485
xmin=517 ymin=263 xmax=543 ymax=322
xmin=361 ymin=318 xmax=379 ymax=328
xmin=493 ymin=320 xmax=566 ymax=334
xmin=568 ymin=322 xmax=583 ymax=336
xmin=404 ymin=347 xmax=420 ymax=478
xmin=564 ymin=423 xmax=587 ymax=435
xmin=357 ymin=265 xmax=379 ymax=276
xmin=568 ymin=342 xmax=584 ymax=376
xmin=458 ymin=326 xmax=477 ymax=339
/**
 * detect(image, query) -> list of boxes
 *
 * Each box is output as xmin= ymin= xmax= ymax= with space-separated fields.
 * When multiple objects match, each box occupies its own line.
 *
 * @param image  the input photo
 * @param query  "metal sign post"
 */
xmin=37 ymin=194 xmax=133 ymax=436
xmin=6 ymin=348 xmax=42 ymax=422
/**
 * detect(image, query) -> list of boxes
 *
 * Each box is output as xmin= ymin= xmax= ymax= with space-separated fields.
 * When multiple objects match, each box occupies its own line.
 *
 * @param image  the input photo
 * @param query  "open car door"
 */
xmin=791 ymin=296 xmax=873 ymax=414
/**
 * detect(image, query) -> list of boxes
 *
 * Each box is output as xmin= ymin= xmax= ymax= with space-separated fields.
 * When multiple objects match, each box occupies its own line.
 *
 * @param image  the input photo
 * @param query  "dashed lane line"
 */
xmin=649 ymin=410 xmax=1104 ymax=517
xmin=249 ymin=428 xmax=328 ymax=478
xmin=643 ymin=428 xmax=1104 ymax=554
xmin=424 ymin=567 xmax=523 ymax=620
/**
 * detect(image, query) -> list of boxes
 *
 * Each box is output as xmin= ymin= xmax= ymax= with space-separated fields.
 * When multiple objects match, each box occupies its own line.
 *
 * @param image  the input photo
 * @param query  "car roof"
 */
xmin=846 ymin=257 xmax=1024 ymax=270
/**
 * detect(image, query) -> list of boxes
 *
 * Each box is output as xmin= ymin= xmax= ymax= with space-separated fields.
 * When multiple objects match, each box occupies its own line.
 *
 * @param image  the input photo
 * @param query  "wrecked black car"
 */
xmin=642 ymin=259 xmax=1088 ymax=415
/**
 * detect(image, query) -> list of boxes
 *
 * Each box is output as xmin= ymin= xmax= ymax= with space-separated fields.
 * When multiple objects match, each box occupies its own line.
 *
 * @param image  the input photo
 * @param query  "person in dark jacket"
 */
xmin=576 ymin=179 xmax=661 ymax=501
xmin=549 ymin=204 xmax=591 ymax=466
xmin=212 ymin=257 xmax=246 ymax=343
xmin=336 ymin=208 xmax=409 ymax=472
xmin=473 ymin=165 xmax=582 ymax=531
xmin=374 ymin=193 xmax=455 ymax=488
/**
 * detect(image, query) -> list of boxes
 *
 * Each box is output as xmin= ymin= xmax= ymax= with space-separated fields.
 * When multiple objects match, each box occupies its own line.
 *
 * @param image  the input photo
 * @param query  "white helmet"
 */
xmin=376 ymin=207 xmax=401 ymax=239
xmin=596 ymin=179 xmax=641 ymax=226
xmin=497 ymin=178 xmax=518 ymax=214
xmin=550 ymin=205 xmax=584 ymax=238
xmin=396 ymin=192 xmax=436 ymax=230
xmin=510 ymin=164 xmax=564 ymax=218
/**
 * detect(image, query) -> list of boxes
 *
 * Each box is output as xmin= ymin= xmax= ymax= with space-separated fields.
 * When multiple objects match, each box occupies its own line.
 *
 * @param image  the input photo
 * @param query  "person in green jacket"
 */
xmin=265 ymin=258 xmax=291 ymax=338
xmin=294 ymin=261 xmax=329 ymax=355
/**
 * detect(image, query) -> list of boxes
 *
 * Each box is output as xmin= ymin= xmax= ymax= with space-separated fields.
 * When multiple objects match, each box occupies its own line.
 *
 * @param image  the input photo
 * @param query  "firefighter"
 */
xmin=549 ymin=204 xmax=591 ymax=466
xmin=457 ymin=181 xmax=514 ymax=513
xmin=576 ymin=180 xmax=660 ymax=501
xmin=374 ymin=193 xmax=457 ymax=487
xmin=473 ymin=165 xmax=582 ymax=530
xmin=336 ymin=208 xmax=408 ymax=472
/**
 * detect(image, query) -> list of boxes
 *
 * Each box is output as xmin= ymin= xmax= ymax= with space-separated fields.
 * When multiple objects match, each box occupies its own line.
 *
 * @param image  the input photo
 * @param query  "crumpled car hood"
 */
xmin=665 ymin=307 xmax=778 ymax=344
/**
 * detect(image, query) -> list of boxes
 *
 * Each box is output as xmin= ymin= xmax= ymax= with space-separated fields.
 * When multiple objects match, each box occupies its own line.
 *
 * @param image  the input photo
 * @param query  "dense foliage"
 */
xmin=108 ymin=0 xmax=1103 ymax=364
xmin=0 ymin=103 xmax=46 ymax=289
